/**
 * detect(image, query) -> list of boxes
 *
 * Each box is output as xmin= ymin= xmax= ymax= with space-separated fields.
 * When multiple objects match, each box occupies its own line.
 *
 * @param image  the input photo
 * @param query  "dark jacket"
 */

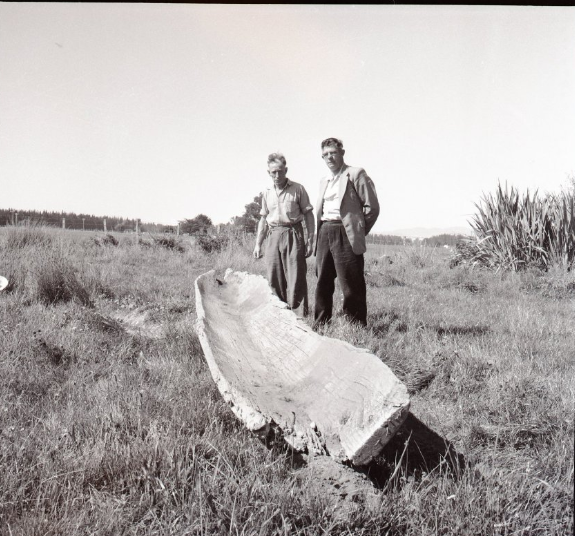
xmin=315 ymin=164 xmax=380 ymax=255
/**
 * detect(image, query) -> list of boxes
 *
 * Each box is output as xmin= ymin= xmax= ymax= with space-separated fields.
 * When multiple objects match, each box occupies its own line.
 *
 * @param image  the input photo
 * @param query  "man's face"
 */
xmin=268 ymin=161 xmax=287 ymax=186
xmin=321 ymin=145 xmax=345 ymax=173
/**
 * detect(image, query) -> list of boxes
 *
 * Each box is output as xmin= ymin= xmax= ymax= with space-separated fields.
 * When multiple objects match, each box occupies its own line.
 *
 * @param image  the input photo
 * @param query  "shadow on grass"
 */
xmin=356 ymin=412 xmax=466 ymax=489
xmin=257 ymin=426 xmax=309 ymax=469
xmin=435 ymin=325 xmax=490 ymax=338
xmin=371 ymin=311 xmax=409 ymax=335
xmin=258 ymin=412 xmax=466 ymax=493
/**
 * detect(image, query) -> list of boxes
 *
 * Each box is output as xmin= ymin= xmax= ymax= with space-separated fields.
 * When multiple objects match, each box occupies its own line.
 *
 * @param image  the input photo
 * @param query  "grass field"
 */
xmin=0 ymin=226 xmax=573 ymax=535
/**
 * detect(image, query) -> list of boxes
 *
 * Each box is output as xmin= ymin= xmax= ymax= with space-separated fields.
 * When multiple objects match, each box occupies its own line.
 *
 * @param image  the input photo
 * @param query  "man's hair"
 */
xmin=321 ymin=138 xmax=344 ymax=152
xmin=267 ymin=152 xmax=287 ymax=166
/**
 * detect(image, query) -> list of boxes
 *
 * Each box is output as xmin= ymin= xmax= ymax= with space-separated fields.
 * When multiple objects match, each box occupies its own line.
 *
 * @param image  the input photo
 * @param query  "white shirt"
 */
xmin=321 ymin=167 xmax=344 ymax=221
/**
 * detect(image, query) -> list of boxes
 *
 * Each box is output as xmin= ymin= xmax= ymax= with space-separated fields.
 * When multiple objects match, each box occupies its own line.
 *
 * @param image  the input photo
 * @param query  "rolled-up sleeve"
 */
xmin=298 ymin=185 xmax=314 ymax=215
xmin=260 ymin=191 xmax=269 ymax=217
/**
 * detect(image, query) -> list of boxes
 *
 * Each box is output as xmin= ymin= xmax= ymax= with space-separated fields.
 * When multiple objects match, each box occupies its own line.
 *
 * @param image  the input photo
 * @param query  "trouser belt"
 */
xmin=269 ymin=222 xmax=303 ymax=230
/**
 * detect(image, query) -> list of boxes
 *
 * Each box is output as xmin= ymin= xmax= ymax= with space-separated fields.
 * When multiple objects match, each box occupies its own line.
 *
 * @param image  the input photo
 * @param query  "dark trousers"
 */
xmin=314 ymin=221 xmax=367 ymax=326
xmin=265 ymin=223 xmax=308 ymax=315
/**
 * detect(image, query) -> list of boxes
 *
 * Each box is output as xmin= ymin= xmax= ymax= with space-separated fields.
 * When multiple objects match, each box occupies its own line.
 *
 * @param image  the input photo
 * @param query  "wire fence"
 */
xmin=1 ymin=218 xmax=139 ymax=232
xmin=3 ymin=218 xmax=108 ymax=231
xmin=0 ymin=212 xmax=169 ymax=234
xmin=0 ymin=213 xmax=260 ymax=237
xmin=2 ymin=212 xmax=444 ymax=244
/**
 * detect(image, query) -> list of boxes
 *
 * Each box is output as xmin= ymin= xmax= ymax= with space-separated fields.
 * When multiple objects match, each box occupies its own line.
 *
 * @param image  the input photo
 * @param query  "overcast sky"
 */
xmin=1 ymin=4 xmax=574 ymax=233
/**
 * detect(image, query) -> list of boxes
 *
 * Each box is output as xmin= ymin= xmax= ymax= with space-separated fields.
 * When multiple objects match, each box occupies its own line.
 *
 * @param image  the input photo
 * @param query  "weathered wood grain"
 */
xmin=194 ymin=269 xmax=410 ymax=465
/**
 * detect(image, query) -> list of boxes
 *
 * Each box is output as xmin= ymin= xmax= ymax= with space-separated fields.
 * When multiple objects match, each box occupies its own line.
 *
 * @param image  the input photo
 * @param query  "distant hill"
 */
xmin=382 ymin=226 xmax=473 ymax=239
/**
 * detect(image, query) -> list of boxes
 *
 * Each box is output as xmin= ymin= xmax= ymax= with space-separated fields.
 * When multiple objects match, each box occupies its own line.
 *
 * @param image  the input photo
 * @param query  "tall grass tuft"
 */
xmin=460 ymin=183 xmax=575 ymax=271
xmin=35 ymin=253 xmax=93 ymax=306
xmin=4 ymin=225 xmax=54 ymax=250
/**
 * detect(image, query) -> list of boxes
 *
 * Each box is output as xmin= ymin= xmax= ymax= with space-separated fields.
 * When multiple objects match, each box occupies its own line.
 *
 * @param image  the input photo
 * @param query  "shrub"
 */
xmin=449 ymin=240 xmax=482 ymax=268
xmin=151 ymin=235 xmax=185 ymax=252
xmin=91 ymin=233 xmax=119 ymax=247
xmin=102 ymin=233 xmax=118 ymax=246
xmin=138 ymin=237 xmax=154 ymax=248
xmin=458 ymin=183 xmax=575 ymax=271
xmin=195 ymin=234 xmax=230 ymax=254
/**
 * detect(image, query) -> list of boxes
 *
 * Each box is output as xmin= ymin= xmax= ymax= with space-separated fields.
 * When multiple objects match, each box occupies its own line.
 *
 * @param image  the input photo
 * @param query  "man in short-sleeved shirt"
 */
xmin=253 ymin=152 xmax=314 ymax=315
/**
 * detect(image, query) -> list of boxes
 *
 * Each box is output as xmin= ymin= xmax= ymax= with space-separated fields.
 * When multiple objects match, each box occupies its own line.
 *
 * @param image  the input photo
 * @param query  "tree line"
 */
xmin=179 ymin=195 xmax=262 ymax=235
xmin=0 ymin=209 xmax=167 ymax=233
xmin=2 ymin=202 xmax=469 ymax=247
xmin=181 ymin=196 xmax=468 ymax=247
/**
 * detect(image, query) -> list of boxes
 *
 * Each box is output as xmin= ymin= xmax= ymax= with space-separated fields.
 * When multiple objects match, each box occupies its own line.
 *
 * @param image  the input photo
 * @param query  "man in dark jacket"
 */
xmin=314 ymin=138 xmax=380 ymax=327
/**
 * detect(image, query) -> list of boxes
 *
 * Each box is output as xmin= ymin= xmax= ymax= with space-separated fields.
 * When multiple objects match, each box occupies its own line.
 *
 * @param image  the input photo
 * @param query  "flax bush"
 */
xmin=458 ymin=183 xmax=575 ymax=271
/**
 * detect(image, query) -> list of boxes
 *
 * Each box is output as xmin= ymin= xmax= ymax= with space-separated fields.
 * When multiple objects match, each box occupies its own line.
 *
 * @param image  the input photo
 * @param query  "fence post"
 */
xmin=62 ymin=218 xmax=65 ymax=229
xmin=103 ymin=219 xmax=107 ymax=233
xmin=14 ymin=212 xmax=18 ymax=226
xmin=177 ymin=223 xmax=180 ymax=236
xmin=138 ymin=219 xmax=143 ymax=245
xmin=82 ymin=218 xmax=85 ymax=231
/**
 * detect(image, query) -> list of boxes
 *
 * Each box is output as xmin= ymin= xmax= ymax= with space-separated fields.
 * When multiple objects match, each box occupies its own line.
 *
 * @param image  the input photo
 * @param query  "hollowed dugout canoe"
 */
xmin=194 ymin=269 xmax=410 ymax=465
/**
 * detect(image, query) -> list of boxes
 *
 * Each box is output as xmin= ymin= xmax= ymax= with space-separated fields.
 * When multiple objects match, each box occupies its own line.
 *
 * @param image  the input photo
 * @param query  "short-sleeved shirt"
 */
xmin=260 ymin=179 xmax=313 ymax=226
